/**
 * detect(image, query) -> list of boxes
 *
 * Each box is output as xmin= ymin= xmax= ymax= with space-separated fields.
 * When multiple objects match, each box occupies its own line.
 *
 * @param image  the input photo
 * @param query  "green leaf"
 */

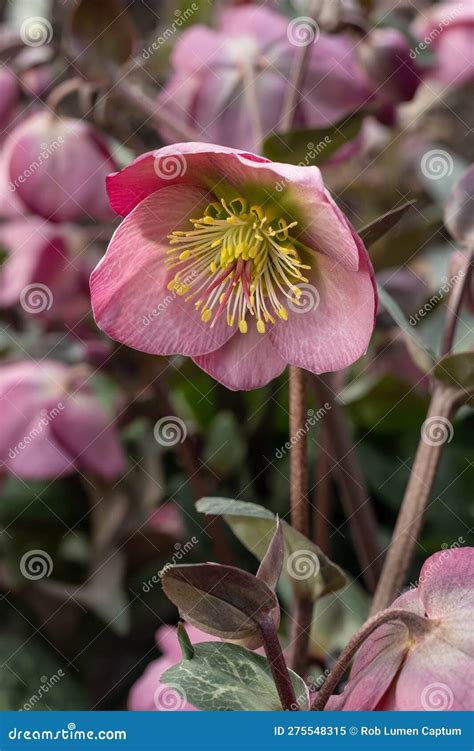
xmin=196 ymin=498 xmax=346 ymax=600
xmin=377 ymin=283 xmax=435 ymax=373
xmin=309 ymin=579 xmax=369 ymax=661
xmin=161 ymin=641 xmax=309 ymax=711
xmin=359 ymin=202 xmax=416 ymax=249
xmin=434 ymin=352 xmax=474 ymax=391
xmin=161 ymin=562 xmax=279 ymax=642
xmin=256 ymin=518 xmax=284 ymax=591
xmin=262 ymin=112 xmax=366 ymax=166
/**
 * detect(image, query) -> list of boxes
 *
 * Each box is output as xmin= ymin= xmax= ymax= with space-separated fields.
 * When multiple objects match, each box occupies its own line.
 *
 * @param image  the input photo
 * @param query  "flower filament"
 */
xmin=166 ymin=197 xmax=310 ymax=333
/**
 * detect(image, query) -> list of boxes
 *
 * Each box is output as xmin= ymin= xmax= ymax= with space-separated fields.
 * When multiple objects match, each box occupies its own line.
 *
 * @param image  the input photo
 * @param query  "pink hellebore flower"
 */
xmin=412 ymin=2 xmax=474 ymax=88
xmin=0 ymin=68 xmax=18 ymax=131
xmin=90 ymin=143 xmax=376 ymax=391
xmin=156 ymin=5 xmax=373 ymax=152
xmin=358 ymin=28 xmax=421 ymax=107
xmin=328 ymin=548 xmax=474 ymax=711
xmin=0 ymin=112 xmax=117 ymax=222
xmin=0 ymin=360 xmax=125 ymax=480
xmin=128 ymin=624 xmax=219 ymax=711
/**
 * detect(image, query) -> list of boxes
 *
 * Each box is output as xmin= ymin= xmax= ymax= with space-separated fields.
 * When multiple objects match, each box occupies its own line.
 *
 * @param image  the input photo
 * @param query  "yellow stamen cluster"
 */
xmin=166 ymin=197 xmax=310 ymax=333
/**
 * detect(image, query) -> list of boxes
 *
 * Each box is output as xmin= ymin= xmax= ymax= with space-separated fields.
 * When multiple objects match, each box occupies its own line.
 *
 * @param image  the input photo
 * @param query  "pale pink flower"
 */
xmin=156 ymin=6 xmax=374 ymax=152
xmin=0 ymin=360 xmax=125 ymax=480
xmin=412 ymin=2 xmax=474 ymax=88
xmin=0 ymin=112 xmax=117 ymax=222
xmin=90 ymin=142 xmax=376 ymax=390
xmin=327 ymin=548 xmax=474 ymax=710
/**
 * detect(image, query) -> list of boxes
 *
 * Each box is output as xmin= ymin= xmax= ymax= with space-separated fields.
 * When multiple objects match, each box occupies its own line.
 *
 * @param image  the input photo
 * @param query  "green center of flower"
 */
xmin=166 ymin=197 xmax=310 ymax=333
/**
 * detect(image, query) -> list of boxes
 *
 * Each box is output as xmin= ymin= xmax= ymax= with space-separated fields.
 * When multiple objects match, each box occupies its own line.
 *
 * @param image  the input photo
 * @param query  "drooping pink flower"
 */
xmin=358 ymin=28 xmax=421 ymax=109
xmin=156 ymin=5 xmax=374 ymax=152
xmin=412 ymin=2 xmax=474 ymax=88
xmin=0 ymin=68 xmax=18 ymax=131
xmin=0 ymin=217 xmax=91 ymax=327
xmin=128 ymin=624 xmax=219 ymax=711
xmin=90 ymin=142 xmax=376 ymax=391
xmin=0 ymin=112 xmax=117 ymax=222
xmin=149 ymin=503 xmax=186 ymax=540
xmin=0 ymin=360 xmax=125 ymax=480
xmin=327 ymin=547 xmax=474 ymax=711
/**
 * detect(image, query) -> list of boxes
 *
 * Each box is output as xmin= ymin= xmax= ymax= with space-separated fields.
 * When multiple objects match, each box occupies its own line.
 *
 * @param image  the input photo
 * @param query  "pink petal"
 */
xmin=107 ymin=144 xmax=359 ymax=271
xmin=51 ymin=393 xmax=125 ymax=480
xmin=328 ymin=622 xmax=408 ymax=710
xmin=219 ymin=6 xmax=290 ymax=47
xmin=193 ymin=325 xmax=287 ymax=391
xmin=106 ymin=143 xmax=268 ymax=218
xmin=91 ymin=185 xmax=234 ymax=357
xmin=268 ymin=239 xmax=376 ymax=374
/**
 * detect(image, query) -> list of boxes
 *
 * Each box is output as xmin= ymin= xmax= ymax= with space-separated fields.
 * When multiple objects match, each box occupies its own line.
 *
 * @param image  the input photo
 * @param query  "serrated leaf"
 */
xmin=161 ymin=563 xmax=279 ymax=641
xmin=196 ymin=498 xmax=346 ymax=600
xmin=377 ymin=283 xmax=435 ymax=373
xmin=434 ymin=352 xmax=474 ymax=391
xmin=262 ymin=112 xmax=366 ymax=166
xmin=359 ymin=202 xmax=416 ymax=249
xmin=161 ymin=641 xmax=309 ymax=711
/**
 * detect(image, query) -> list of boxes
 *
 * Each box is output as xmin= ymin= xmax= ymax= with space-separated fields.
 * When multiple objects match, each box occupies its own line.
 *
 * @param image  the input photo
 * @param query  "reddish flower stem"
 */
xmin=287 ymin=366 xmax=313 ymax=676
xmin=259 ymin=614 xmax=299 ymax=711
xmin=370 ymin=383 xmax=463 ymax=614
xmin=311 ymin=608 xmax=431 ymax=710
xmin=312 ymin=373 xmax=382 ymax=592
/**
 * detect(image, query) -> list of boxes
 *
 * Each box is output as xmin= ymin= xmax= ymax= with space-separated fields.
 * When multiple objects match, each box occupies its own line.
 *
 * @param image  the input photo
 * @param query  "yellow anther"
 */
xmin=210 ymin=261 xmax=217 ymax=273
xmin=179 ymin=250 xmax=191 ymax=260
xmin=239 ymin=319 xmax=248 ymax=334
xmin=257 ymin=320 xmax=266 ymax=334
xmin=201 ymin=308 xmax=212 ymax=322
xmin=277 ymin=308 xmax=289 ymax=320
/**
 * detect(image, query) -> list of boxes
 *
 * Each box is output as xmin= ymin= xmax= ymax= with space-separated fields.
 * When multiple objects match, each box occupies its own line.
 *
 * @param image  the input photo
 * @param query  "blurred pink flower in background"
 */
xmin=149 ymin=503 xmax=186 ymax=540
xmin=156 ymin=5 xmax=374 ymax=152
xmin=129 ymin=624 xmax=219 ymax=711
xmin=0 ymin=68 xmax=18 ymax=131
xmin=358 ymin=28 xmax=422 ymax=125
xmin=412 ymin=1 xmax=474 ymax=87
xmin=0 ymin=360 xmax=125 ymax=480
xmin=0 ymin=112 xmax=117 ymax=222
xmin=327 ymin=547 xmax=474 ymax=710
xmin=90 ymin=142 xmax=376 ymax=390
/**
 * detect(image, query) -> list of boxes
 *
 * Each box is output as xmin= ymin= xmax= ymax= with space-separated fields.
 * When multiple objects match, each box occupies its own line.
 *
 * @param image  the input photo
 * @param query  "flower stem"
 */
xmin=370 ymin=383 xmax=462 ymax=614
xmin=288 ymin=366 xmax=313 ymax=676
xmin=259 ymin=614 xmax=299 ymax=711
xmin=311 ymin=608 xmax=432 ymax=709
xmin=312 ymin=374 xmax=382 ymax=592
xmin=441 ymin=249 xmax=473 ymax=356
